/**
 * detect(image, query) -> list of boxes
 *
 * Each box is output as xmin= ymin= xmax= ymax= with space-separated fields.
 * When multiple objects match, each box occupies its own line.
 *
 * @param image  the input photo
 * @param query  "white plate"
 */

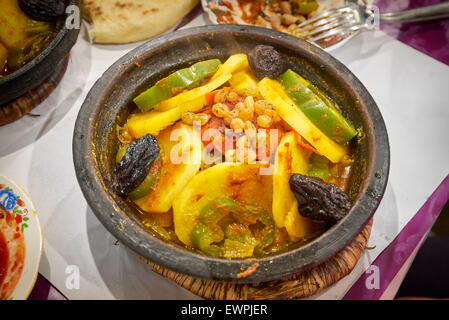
xmin=0 ymin=175 xmax=42 ymax=300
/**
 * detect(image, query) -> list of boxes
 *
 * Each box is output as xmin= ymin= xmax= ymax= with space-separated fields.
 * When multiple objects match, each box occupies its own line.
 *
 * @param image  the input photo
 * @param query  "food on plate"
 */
xmin=205 ymin=0 xmax=321 ymax=31
xmin=0 ymin=204 xmax=25 ymax=300
xmin=203 ymin=0 xmax=347 ymax=46
xmin=0 ymin=0 xmax=59 ymax=77
xmin=113 ymin=45 xmax=358 ymax=258
xmin=83 ymin=0 xmax=199 ymax=44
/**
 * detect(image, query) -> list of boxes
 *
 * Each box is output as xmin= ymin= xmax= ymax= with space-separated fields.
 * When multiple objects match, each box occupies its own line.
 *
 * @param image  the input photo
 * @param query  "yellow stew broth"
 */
xmin=0 ymin=0 xmax=57 ymax=76
xmin=116 ymin=54 xmax=356 ymax=259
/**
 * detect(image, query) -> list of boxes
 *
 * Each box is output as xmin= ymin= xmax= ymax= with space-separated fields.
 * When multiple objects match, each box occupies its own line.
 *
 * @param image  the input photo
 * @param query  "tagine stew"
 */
xmin=114 ymin=45 xmax=358 ymax=259
xmin=0 ymin=0 xmax=60 ymax=77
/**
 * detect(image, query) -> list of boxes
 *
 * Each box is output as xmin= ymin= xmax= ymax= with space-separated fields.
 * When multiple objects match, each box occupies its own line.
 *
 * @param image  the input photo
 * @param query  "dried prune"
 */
xmin=113 ymin=134 xmax=160 ymax=197
xmin=19 ymin=0 xmax=66 ymax=22
xmin=289 ymin=174 xmax=351 ymax=223
xmin=248 ymin=45 xmax=286 ymax=79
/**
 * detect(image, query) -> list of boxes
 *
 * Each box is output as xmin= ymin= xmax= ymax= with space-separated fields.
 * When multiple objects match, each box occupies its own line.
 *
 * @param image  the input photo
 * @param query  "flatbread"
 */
xmin=84 ymin=0 xmax=199 ymax=44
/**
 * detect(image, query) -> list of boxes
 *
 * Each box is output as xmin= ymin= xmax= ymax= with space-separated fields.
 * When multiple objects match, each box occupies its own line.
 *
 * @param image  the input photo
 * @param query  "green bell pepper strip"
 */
xmin=116 ymin=144 xmax=129 ymax=163
xmin=191 ymin=222 xmax=225 ymax=257
xmin=223 ymin=223 xmax=258 ymax=258
xmin=308 ymin=154 xmax=330 ymax=182
xmin=128 ymin=158 xmax=162 ymax=200
xmin=190 ymin=198 xmax=275 ymax=258
xmin=280 ymin=69 xmax=357 ymax=145
xmin=224 ymin=223 xmax=257 ymax=245
xmin=133 ymin=59 xmax=222 ymax=112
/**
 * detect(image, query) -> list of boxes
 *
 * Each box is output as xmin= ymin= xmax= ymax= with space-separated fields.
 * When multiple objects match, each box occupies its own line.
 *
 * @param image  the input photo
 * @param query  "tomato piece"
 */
xmin=201 ymin=116 xmax=227 ymax=153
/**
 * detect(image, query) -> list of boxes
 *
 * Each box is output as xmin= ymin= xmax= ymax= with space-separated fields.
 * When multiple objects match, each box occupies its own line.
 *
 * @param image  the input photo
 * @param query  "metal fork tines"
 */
xmin=290 ymin=3 xmax=364 ymax=43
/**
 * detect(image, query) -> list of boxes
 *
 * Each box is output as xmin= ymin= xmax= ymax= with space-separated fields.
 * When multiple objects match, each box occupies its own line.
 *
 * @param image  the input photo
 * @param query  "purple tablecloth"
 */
xmin=377 ymin=0 xmax=449 ymax=66
xmin=28 ymin=274 xmax=67 ymax=300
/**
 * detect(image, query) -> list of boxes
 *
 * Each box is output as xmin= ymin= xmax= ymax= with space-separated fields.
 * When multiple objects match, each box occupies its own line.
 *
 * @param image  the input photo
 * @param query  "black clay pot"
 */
xmin=73 ymin=25 xmax=390 ymax=283
xmin=0 ymin=0 xmax=80 ymax=105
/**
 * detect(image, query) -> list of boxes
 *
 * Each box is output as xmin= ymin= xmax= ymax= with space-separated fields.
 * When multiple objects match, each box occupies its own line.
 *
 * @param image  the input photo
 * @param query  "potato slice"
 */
xmin=229 ymin=70 xmax=259 ymax=97
xmin=284 ymin=202 xmax=322 ymax=241
xmin=154 ymin=74 xmax=231 ymax=112
xmin=173 ymin=162 xmax=273 ymax=247
xmin=272 ymin=132 xmax=296 ymax=228
xmin=211 ymin=54 xmax=249 ymax=80
xmin=127 ymin=96 xmax=206 ymax=139
xmin=273 ymin=131 xmax=321 ymax=238
xmin=136 ymin=123 xmax=202 ymax=213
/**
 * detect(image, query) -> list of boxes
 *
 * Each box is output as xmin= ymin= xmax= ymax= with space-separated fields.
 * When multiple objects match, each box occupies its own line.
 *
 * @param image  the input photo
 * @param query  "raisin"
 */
xmin=289 ymin=174 xmax=351 ymax=223
xmin=113 ymin=134 xmax=160 ymax=197
xmin=19 ymin=0 xmax=66 ymax=22
xmin=248 ymin=45 xmax=286 ymax=79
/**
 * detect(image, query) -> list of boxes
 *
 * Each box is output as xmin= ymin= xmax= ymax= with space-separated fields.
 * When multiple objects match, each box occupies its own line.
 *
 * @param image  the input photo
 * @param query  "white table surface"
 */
xmin=0 ymin=14 xmax=448 ymax=300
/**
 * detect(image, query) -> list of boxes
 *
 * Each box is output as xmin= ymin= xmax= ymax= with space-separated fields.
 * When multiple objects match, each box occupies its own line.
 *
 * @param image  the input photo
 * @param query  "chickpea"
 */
xmin=234 ymin=102 xmax=244 ymax=110
xmin=224 ymin=116 xmax=233 ymax=127
xmin=227 ymin=91 xmax=240 ymax=102
xmin=214 ymin=91 xmax=226 ymax=104
xmin=244 ymin=120 xmax=256 ymax=131
xmin=230 ymin=118 xmax=245 ymax=132
xmin=280 ymin=1 xmax=292 ymax=15
xmin=264 ymin=109 xmax=281 ymax=123
xmin=236 ymin=100 xmax=254 ymax=121
xmin=212 ymin=103 xmax=230 ymax=118
xmin=257 ymin=115 xmax=273 ymax=128
xmin=244 ymin=96 xmax=255 ymax=116
xmin=270 ymin=13 xmax=282 ymax=30
xmin=181 ymin=112 xmax=211 ymax=126
xmin=254 ymin=99 xmax=272 ymax=115
xmin=297 ymin=15 xmax=306 ymax=24
xmin=244 ymin=96 xmax=254 ymax=109
xmin=214 ymin=88 xmax=230 ymax=104
xmin=223 ymin=106 xmax=240 ymax=127
xmin=229 ymin=108 xmax=240 ymax=118
xmin=282 ymin=14 xmax=299 ymax=26
xmin=287 ymin=23 xmax=297 ymax=34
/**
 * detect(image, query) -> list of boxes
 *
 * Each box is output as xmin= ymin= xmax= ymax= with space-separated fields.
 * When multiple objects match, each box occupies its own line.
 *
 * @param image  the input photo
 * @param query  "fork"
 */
xmin=290 ymin=2 xmax=449 ymax=47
